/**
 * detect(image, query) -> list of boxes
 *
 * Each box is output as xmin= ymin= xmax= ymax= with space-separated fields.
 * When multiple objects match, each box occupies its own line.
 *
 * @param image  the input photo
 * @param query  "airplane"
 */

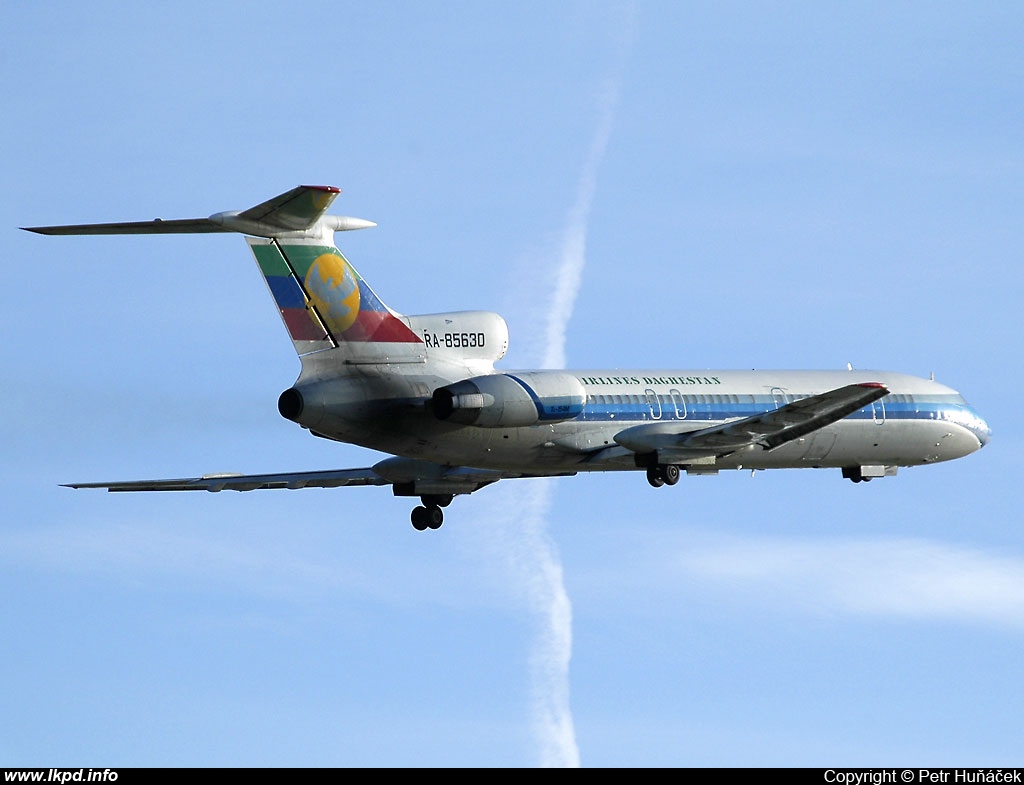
xmin=25 ymin=185 xmax=991 ymax=530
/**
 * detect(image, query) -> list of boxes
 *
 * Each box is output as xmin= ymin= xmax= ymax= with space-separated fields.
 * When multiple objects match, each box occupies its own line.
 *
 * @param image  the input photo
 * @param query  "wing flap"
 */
xmin=615 ymin=382 xmax=889 ymax=457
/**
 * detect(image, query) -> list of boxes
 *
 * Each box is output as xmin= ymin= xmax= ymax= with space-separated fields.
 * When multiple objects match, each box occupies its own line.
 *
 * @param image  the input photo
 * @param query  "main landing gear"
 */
xmin=410 ymin=494 xmax=454 ymax=531
xmin=842 ymin=466 xmax=873 ymax=483
xmin=646 ymin=463 xmax=680 ymax=488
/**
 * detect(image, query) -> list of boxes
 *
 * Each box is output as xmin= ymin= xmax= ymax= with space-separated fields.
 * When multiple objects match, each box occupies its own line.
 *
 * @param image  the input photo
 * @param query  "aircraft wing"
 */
xmin=63 ymin=463 xmax=576 ymax=495
xmin=62 ymin=468 xmax=390 ymax=493
xmin=614 ymin=382 xmax=889 ymax=460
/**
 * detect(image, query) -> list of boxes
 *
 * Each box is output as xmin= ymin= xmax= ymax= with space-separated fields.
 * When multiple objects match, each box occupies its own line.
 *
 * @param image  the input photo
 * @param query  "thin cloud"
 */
xmin=0 ymin=517 xmax=504 ymax=612
xmin=0 ymin=520 xmax=371 ymax=602
xmin=676 ymin=533 xmax=1024 ymax=628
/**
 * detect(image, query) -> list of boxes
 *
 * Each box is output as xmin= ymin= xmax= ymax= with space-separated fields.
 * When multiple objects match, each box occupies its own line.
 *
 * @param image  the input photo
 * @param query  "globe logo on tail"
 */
xmin=305 ymin=253 xmax=360 ymax=333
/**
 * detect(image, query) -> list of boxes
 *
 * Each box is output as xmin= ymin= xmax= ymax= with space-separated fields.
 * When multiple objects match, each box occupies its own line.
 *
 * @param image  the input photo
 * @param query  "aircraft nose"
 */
xmin=975 ymin=416 xmax=992 ymax=448
xmin=961 ymin=406 xmax=991 ymax=449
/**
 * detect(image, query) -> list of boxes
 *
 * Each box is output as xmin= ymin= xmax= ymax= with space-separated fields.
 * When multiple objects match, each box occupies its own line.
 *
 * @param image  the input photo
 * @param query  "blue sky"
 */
xmin=3 ymin=1 xmax=1022 ymax=767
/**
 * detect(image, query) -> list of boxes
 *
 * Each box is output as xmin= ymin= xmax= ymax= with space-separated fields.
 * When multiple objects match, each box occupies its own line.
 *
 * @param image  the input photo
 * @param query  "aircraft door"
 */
xmin=669 ymin=389 xmax=687 ymax=420
xmin=771 ymin=387 xmax=789 ymax=410
xmin=872 ymin=398 xmax=886 ymax=425
xmin=645 ymin=389 xmax=662 ymax=420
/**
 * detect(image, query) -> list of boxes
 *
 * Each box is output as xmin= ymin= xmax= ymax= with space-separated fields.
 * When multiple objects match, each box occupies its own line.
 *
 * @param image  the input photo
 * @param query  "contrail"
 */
xmin=520 ymin=52 xmax=629 ymax=769
xmin=475 ymin=8 xmax=633 ymax=767
xmin=542 ymin=77 xmax=622 ymax=371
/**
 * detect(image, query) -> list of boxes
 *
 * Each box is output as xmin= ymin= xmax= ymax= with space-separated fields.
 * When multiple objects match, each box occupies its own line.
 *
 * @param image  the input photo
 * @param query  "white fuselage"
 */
xmin=288 ymin=360 xmax=990 ymax=476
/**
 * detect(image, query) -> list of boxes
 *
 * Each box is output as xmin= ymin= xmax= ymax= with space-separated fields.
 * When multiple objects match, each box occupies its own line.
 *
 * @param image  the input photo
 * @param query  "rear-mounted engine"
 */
xmin=432 ymin=372 xmax=585 ymax=428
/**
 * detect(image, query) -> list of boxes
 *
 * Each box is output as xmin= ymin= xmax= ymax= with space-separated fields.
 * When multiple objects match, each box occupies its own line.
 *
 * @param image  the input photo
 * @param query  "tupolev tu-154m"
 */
xmin=25 ymin=185 xmax=991 ymax=530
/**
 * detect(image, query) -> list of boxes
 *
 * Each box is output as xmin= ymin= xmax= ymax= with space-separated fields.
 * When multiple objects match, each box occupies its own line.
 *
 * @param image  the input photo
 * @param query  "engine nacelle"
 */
xmin=432 ymin=372 xmax=586 ymax=428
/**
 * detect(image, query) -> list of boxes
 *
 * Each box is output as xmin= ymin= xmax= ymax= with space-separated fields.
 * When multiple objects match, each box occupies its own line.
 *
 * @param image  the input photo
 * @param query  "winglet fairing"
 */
xmin=28 ymin=186 xmax=990 ymax=530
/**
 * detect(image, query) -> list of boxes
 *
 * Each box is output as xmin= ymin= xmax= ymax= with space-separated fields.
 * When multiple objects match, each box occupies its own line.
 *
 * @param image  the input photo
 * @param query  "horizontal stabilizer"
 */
xmin=615 ymin=382 xmax=889 ymax=457
xmin=23 ymin=185 xmax=375 ymax=238
xmin=23 ymin=218 xmax=228 ymax=235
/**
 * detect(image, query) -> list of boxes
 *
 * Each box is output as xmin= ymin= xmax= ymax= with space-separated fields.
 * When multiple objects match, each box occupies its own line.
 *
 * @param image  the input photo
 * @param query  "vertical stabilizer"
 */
xmin=248 ymin=237 xmax=423 ymax=357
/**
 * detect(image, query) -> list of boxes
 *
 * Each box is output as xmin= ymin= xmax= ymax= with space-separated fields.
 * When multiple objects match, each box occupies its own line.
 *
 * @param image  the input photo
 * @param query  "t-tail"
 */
xmin=24 ymin=185 xmax=423 ymax=358
xmin=249 ymin=234 xmax=422 ymax=356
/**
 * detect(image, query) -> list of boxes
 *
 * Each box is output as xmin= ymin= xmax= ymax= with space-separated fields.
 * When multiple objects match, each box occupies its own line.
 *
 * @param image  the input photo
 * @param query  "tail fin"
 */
xmin=24 ymin=185 xmax=424 ymax=358
xmin=249 ymin=237 xmax=421 ymax=356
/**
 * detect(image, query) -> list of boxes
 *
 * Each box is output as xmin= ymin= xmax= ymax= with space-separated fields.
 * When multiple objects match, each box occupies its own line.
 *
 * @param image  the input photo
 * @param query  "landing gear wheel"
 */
xmin=426 ymin=505 xmax=444 ymax=529
xmin=411 ymin=506 xmax=430 ymax=530
xmin=411 ymin=503 xmax=445 ymax=531
xmin=842 ymin=467 xmax=865 ymax=484
xmin=647 ymin=464 xmax=680 ymax=488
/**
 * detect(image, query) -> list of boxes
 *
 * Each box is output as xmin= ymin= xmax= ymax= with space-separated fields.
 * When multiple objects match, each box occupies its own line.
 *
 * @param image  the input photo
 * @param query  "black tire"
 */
xmin=662 ymin=464 xmax=680 ymax=486
xmin=647 ymin=467 xmax=665 ymax=488
xmin=411 ymin=506 xmax=430 ymax=530
xmin=427 ymin=506 xmax=444 ymax=529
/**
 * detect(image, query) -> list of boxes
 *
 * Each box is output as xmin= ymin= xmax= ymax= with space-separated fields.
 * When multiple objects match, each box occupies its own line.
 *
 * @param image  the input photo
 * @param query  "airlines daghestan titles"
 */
xmin=577 ymin=375 xmax=722 ymax=386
